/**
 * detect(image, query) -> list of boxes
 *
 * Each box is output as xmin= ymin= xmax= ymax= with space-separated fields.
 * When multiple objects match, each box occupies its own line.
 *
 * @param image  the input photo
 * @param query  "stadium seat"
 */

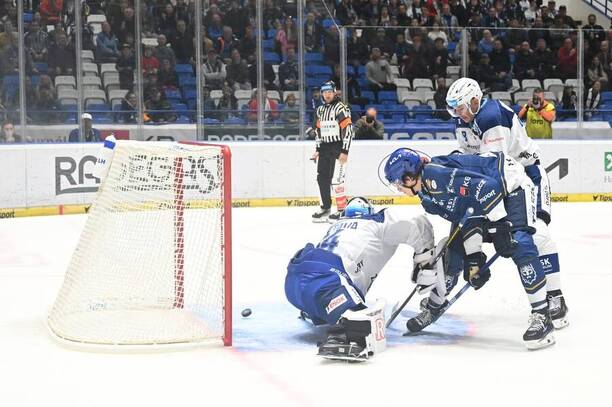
xmin=565 ymin=79 xmax=579 ymax=88
xmin=305 ymin=53 xmax=324 ymax=63
xmin=413 ymin=78 xmax=434 ymax=92
xmin=601 ymin=92 xmax=612 ymax=103
xmin=420 ymin=90 xmax=436 ymax=104
xmin=544 ymin=91 xmax=557 ymax=103
xmin=266 ymin=29 xmax=277 ymax=39
xmin=378 ymin=91 xmax=397 ymax=103
xmin=55 ymin=75 xmax=76 ymax=88
xmin=306 ymin=65 xmax=331 ymax=76
xmin=225 ymin=117 xmax=246 ymax=125
xmin=81 ymin=50 xmax=94 ymax=63
xmin=446 ymin=66 xmax=461 ymax=77
xmin=412 ymin=105 xmax=433 ymax=119
xmin=34 ymin=62 xmax=48 ymax=73
xmin=393 ymin=78 xmax=411 ymax=89
xmin=361 ymin=90 xmax=375 ymax=103
xmin=179 ymin=75 xmax=197 ymax=87
xmin=103 ymin=74 xmax=120 ymax=92
xmin=87 ymin=14 xmax=107 ymax=24
xmin=58 ymin=89 xmax=78 ymax=104
xmin=82 ymin=62 xmax=98 ymax=76
xmin=175 ymin=64 xmax=193 ymax=74
xmin=262 ymin=39 xmax=274 ymax=50
xmin=264 ymin=52 xmax=281 ymax=64
xmin=235 ymin=90 xmax=252 ymax=100
xmin=82 ymin=76 xmax=102 ymax=90
xmin=283 ymin=91 xmax=300 ymax=102
xmin=183 ymin=88 xmax=197 ymax=100
xmin=109 ymin=89 xmax=128 ymax=106
xmin=84 ymin=89 xmax=107 ymax=106
xmin=491 ymin=91 xmax=512 ymax=105
xmin=522 ymin=79 xmax=541 ymax=92
xmin=164 ymin=88 xmax=182 ymax=102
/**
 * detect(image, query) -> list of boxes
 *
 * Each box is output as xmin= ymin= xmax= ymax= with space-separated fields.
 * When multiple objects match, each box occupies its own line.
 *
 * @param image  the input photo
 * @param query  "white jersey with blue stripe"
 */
xmin=454 ymin=99 xmax=541 ymax=166
xmin=316 ymin=209 xmax=434 ymax=296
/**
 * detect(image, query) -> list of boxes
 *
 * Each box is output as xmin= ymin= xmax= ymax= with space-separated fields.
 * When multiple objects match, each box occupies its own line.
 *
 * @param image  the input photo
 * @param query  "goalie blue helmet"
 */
xmin=383 ymin=148 xmax=424 ymax=185
xmin=343 ymin=197 xmax=374 ymax=218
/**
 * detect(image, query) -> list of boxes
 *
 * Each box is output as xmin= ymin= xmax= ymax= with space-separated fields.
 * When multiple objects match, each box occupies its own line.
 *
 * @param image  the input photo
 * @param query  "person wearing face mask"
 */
xmin=518 ymin=88 xmax=556 ymax=140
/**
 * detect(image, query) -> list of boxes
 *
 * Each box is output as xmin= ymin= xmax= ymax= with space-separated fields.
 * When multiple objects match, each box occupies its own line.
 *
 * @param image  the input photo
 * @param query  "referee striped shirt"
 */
xmin=314 ymin=98 xmax=354 ymax=154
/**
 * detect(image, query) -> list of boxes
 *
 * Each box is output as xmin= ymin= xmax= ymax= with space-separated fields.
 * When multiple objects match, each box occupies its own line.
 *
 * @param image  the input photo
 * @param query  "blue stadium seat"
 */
xmin=225 ymin=117 xmax=246 ymax=125
xmin=263 ymin=39 xmax=274 ymax=50
xmin=183 ymin=88 xmax=197 ymax=100
xmin=179 ymin=75 xmax=196 ymax=87
xmin=306 ymin=77 xmax=320 ymax=88
xmin=602 ymin=92 xmax=612 ymax=103
xmin=264 ymin=52 xmax=281 ymax=64
xmin=164 ymin=89 xmax=182 ymax=101
xmin=23 ymin=13 xmax=33 ymax=23
xmin=322 ymin=19 xmax=339 ymax=29
xmin=29 ymin=75 xmax=41 ymax=86
xmin=361 ymin=90 xmax=375 ymax=103
xmin=447 ymin=42 xmax=457 ymax=54
xmin=305 ymin=53 xmax=323 ymax=63
xmin=202 ymin=118 xmax=221 ymax=124
xmin=412 ymin=105 xmax=433 ymax=119
xmin=171 ymin=103 xmax=188 ymax=113
xmin=266 ymin=29 xmax=277 ymax=39
xmin=175 ymin=64 xmax=193 ymax=74
xmin=34 ymin=62 xmax=48 ymax=73
xmin=175 ymin=115 xmax=192 ymax=124
xmin=378 ymin=91 xmax=397 ymax=103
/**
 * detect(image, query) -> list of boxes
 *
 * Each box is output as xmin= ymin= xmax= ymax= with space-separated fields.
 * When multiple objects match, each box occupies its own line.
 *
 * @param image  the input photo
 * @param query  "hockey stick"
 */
xmin=386 ymin=208 xmax=475 ymax=328
xmin=402 ymin=252 xmax=501 ymax=336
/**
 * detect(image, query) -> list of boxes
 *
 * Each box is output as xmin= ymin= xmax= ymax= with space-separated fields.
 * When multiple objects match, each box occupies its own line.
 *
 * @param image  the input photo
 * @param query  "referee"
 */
xmin=309 ymin=81 xmax=354 ymax=222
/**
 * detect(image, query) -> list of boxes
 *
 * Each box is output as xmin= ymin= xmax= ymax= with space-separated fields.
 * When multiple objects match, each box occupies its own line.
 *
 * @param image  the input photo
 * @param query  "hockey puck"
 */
xmin=241 ymin=308 xmax=252 ymax=318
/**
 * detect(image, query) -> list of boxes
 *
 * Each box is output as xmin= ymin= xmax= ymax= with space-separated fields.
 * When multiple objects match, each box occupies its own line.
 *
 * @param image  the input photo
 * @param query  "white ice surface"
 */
xmin=1 ymin=204 xmax=611 ymax=407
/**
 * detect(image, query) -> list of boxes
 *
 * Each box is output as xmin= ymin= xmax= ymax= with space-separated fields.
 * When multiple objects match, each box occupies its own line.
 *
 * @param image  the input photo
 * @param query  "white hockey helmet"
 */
xmin=445 ymin=77 xmax=483 ymax=117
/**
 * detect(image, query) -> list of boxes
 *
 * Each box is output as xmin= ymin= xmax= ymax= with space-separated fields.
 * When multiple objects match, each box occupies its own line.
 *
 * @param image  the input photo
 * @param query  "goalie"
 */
xmin=284 ymin=197 xmax=446 ymax=361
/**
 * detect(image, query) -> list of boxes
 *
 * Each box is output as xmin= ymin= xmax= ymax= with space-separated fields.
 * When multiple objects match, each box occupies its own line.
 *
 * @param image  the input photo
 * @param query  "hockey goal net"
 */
xmin=48 ymin=141 xmax=232 ymax=347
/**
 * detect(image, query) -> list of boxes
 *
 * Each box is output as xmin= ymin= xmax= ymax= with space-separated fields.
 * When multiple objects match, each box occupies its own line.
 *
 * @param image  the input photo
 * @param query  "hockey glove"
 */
xmin=487 ymin=221 xmax=517 ymax=258
xmin=463 ymin=252 xmax=490 ymax=290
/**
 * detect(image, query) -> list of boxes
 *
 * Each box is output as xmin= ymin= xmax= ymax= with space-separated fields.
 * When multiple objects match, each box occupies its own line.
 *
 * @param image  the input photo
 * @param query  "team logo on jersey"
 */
xmin=470 ymin=121 xmax=482 ymax=137
xmin=326 ymin=294 xmax=347 ymax=314
xmin=425 ymin=179 xmax=437 ymax=190
xmin=520 ymin=264 xmax=537 ymax=285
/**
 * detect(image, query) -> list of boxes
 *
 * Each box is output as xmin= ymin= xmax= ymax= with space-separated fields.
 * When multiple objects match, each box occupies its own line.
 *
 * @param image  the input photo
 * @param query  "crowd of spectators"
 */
xmin=0 ymin=0 xmax=610 ymax=133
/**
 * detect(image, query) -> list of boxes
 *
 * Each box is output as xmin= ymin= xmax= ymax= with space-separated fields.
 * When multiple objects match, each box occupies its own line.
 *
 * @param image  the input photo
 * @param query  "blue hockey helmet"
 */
xmin=320 ymin=80 xmax=336 ymax=93
xmin=383 ymin=148 xmax=424 ymax=186
xmin=343 ymin=197 xmax=374 ymax=218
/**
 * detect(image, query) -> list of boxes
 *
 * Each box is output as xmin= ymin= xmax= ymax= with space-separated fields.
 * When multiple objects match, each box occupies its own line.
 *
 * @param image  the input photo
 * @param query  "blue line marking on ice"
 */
xmin=233 ymin=303 xmax=471 ymax=352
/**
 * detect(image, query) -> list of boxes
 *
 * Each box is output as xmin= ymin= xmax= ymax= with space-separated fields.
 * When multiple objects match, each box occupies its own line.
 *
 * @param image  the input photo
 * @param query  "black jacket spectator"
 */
xmin=347 ymin=31 xmax=370 ymax=65
xmin=584 ymin=15 xmax=605 ymax=50
xmin=116 ymin=46 xmax=136 ymax=90
xmin=304 ymin=14 xmax=323 ymax=52
xmin=278 ymin=49 xmax=299 ymax=91
xmin=323 ymin=26 xmax=340 ymax=65
xmin=145 ymin=89 xmax=176 ymax=123
xmin=489 ymin=41 xmax=511 ymax=74
xmin=120 ymin=92 xmax=138 ymax=124
xmin=158 ymin=60 xmax=178 ymax=88
xmin=170 ymin=20 xmax=194 ymax=63
xmin=249 ymin=63 xmax=277 ymax=90
xmin=430 ymin=39 xmax=448 ymax=79
xmin=515 ymin=43 xmax=537 ymax=80
xmin=48 ymin=33 xmax=76 ymax=76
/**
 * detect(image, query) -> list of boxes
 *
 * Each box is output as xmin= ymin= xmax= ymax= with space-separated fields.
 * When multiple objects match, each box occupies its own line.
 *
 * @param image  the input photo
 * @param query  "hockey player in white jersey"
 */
xmin=445 ymin=77 xmax=568 ymax=329
xmin=285 ymin=197 xmax=446 ymax=361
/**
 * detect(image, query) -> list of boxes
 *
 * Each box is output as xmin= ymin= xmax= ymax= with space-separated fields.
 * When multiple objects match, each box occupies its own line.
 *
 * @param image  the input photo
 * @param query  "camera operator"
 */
xmin=518 ymin=88 xmax=556 ymax=139
xmin=354 ymin=107 xmax=384 ymax=140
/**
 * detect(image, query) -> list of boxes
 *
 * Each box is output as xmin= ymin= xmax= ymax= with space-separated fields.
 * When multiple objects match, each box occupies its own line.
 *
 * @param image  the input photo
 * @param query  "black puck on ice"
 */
xmin=241 ymin=308 xmax=252 ymax=318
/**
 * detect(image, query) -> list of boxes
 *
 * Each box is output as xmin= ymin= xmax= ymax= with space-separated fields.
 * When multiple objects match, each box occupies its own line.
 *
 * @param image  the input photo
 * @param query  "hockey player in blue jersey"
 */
xmin=285 ymin=197 xmax=447 ymax=361
xmin=445 ymin=77 xmax=568 ymax=329
xmin=384 ymin=148 xmax=555 ymax=350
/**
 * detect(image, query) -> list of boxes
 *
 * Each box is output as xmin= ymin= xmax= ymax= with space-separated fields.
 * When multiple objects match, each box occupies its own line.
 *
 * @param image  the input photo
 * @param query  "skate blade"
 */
xmin=525 ymin=332 xmax=556 ymax=350
xmin=552 ymin=317 xmax=569 ymax=330
xmin=318 ymin=353 xmax=368 ymax=363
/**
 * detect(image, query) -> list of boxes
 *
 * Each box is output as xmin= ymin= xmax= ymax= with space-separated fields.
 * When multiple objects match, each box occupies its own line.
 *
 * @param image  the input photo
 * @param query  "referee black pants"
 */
xmin=317 ymin=141 xmax=342 ymax=210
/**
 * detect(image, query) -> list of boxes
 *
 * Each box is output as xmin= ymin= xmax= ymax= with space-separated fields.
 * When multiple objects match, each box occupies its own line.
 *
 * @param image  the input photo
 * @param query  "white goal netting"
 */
xmin=48 ymin=141 xmax=231 ymax=347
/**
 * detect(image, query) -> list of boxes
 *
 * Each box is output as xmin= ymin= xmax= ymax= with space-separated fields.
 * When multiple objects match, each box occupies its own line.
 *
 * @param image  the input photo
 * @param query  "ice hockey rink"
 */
xmin=1 ymin=203 xmax=611 ymax=407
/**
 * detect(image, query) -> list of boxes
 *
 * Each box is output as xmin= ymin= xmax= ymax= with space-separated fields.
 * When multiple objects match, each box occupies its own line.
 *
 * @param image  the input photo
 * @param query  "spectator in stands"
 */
xmin=548 ymin=16 xmax=571 ymax=52
xmin=336 ymin=0 xmax=356 ymax=25
xmin=263 ymin=0 xmax=283 ymax=32
xmin=171 ymin=20 xmax=194 ymax=64
xmin=158 ymin=3 xmax=178 ymax=38
xmin=559 ymin=86 xmax=577 ymax=119
xmin=0 ymin=120 xmax=29 ymax=143
xmin=174 ymin=0 xmax=192 ymax=26
xmin=69 ymin=113 xmax=101 ymax=142
xmin=158 ymin=59 xmax=178 ymax=89
xmin=370 ymin=28 xmax=394 ymax=59
xmin=394 ymin=32 xmax=411 ymax=64
xmin=143 ymin=72 xmax=160 ymax=100
xmin=323 ymin=25 xmax=340 ymax=66
xmin=440 ymin=3 xmax=459 ymax=37
xmin=309 ymin=87 xmax=323 ymax=115
xmin=240 ymin=25 xmax=256 ymax=61
xmin=532 ymin=38 xmax=555 ymax=81
xmin=528 ymin=17 xmax=550 ymax=47
xmin=24 ymin=21 xmax=48 ymax=62
xmin=248 ymin=61 xmax=277 ymax=90
xmin=281 ymin=93 xmax=299 ymax=124
xmin=208 ymin=13 xmax=224 ymax=42
xmin=348 ymin=29 xmax=370 ymax=66
xmin=278 ymin=47 xmax=298 ymax=92
xmin=219 ymin=27 xmax=240 ymax=63
xmin=483 ymin=7 xmax=504 ymax=35
xmin=585 ymin=80 xmax=602 ymax=119
xmin=584 ymin=14 xmax=606 ymax=51
xmin=489 ymin=39 xmax=512 ymax=88
xmin=304 ymin=13 xmax=323 ymax=53
xmin=428 ymin=22 xmax=448 ymax=47
xmin=247 ymin=88 xmax=279 ymax=122
xmin=274 ymin=18 xmax=297 ymax=57
xmin=597 ymin=41 xmax=611 ymax=80
xmin=506 ymin=19 xmax=529 ymax=49
xmin=112 ymin=6 xmax=135 ymax=45
xmin=216 ymin=84 xmax=238 ymax=121
xmin=202 ymin=49 xmax=226 ymax=90
xmin=145 ymin=88 xmax=176 ymax=123
xmin=523 ymin=0 xmax=538 ymax=24
xmin=466 ymin=13 xmax=483 ymax=42
xmin=478 ymin=30 xmax=495 ymax=55
xmin=34 ymin=74 xmax=58 ymax=123
xmin=48 ymin=32 xmax=75 ymax=76
xmin=224 ymin=0 xmax=250 ymax=38
xmin=96 ymin=22 xmax=120 ymax=63
xmin=400 ymin=35 xmax=429 ymax=81
xmin=39 ymin=0 xmax=62 ymax=25
xmin=354 ymin=107 xmax=384 ymax=140
xmin=433 ymin=77 xmax=451 ymax=121
xmin=116 ymin=44 xmax=135 ymax=90
xmin=120 ymin=91 xmax=138 ymax=124
xmin=366 ymin=47 xmax=395 ymax=103
xmin=142 ymin=46 xmax=159 ymax=76
xmin=518 ymin=88 xmax=556 ymax=139
xmin=226 ymin=49 xmax=251 ymax=91
xmin=430 ymin=38 xmax=448 ymax=80
xmin=515 ymin=41 xmax=536 ymax=80
xmin=587 ymin=56 xmax=609 ymax=90
xmin=539 ymin=5 xmax=554 ymax=26
xmin=557 ymin=38 xmax=577 ymax=81
xmin=200 ymin=85 xmax=217 ymax=119
xmin=469 ymin=53 xmax=496 ymax=90
xmin=155 ymin=34 xmax=176 ymax=67
xmin=556 ymin=6 xmax=575 ymax=28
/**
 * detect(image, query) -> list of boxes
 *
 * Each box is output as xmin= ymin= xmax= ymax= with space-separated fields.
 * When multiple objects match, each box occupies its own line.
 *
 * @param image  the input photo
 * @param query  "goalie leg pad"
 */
xmin=341 ymin=299 xmax=387 ymax=355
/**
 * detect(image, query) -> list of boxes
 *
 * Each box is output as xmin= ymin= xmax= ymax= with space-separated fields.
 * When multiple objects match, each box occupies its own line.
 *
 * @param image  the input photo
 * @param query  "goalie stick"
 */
xmin=386 ymin=208 xmax=475 ymax=328
xmin=402 ymin=252 xmax=501 ymax=336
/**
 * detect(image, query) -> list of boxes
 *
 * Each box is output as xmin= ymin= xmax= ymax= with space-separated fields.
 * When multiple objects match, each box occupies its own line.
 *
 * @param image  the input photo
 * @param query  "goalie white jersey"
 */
xmin=316 ymin=210 xmax=434 ymax=296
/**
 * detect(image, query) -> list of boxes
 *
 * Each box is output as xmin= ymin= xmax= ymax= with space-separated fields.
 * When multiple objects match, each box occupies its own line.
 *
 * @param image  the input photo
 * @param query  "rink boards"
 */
xmin=1 ymin=140 xmax=612 ymax=217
